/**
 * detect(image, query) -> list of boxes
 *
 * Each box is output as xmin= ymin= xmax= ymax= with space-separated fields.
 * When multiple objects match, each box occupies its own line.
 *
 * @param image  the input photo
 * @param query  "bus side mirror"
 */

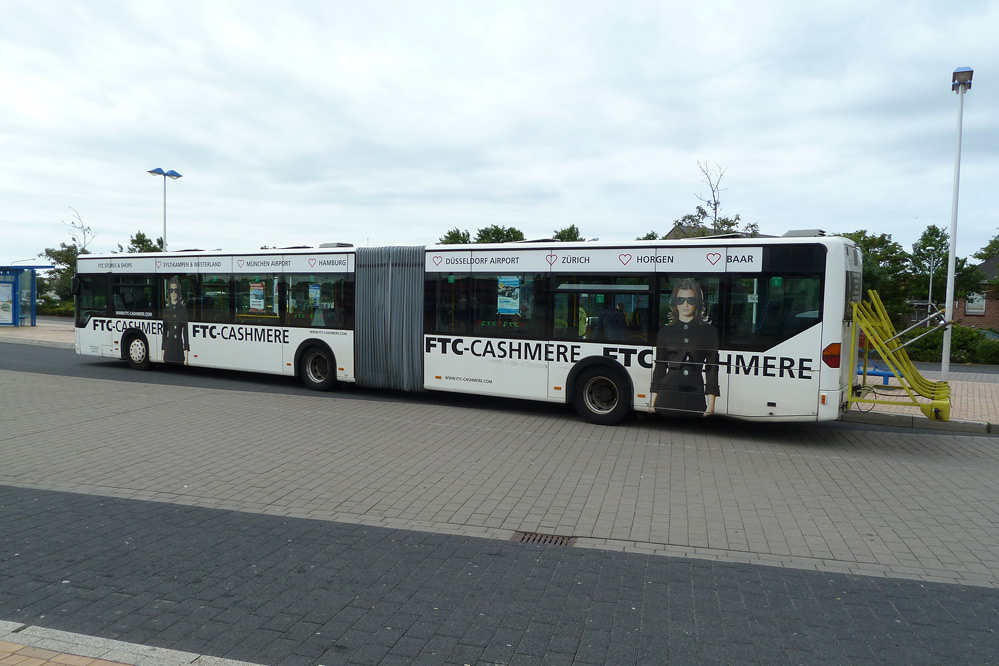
xmin=71 ymin=276 xmax=81 ymax=296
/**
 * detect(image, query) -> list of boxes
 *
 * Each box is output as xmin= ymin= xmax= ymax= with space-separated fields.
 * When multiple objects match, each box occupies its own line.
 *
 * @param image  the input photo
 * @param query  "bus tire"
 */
xmin=124 ymin=334 xmax=151 ymax=371
xmin=299 ymin=345 xmax=336 ymax=391
xmin=573 ymin=366 xmax=630 ymax=425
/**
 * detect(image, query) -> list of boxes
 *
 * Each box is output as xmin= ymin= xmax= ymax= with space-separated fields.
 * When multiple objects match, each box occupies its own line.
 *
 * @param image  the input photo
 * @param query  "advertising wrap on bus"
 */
xmin=424 ymin=325 xmax=823 ymax=419
xmin=74 ymin=237 xmax=858 ymax=424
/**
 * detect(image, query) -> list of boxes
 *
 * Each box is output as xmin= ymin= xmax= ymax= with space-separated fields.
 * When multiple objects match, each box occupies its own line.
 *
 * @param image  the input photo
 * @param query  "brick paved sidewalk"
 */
xmin=1 ymin=640 xmax=132 ymax=666
xmin=0 ymin=623 xmax=262 ymax=666
xmin=848 ymin=377 xmax=999 ymax=425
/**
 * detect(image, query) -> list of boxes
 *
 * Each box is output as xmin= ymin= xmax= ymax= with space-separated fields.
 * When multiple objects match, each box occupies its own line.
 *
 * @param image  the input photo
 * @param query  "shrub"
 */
xmin=36 ymin=301 xmax=74 ymax=317
xmin=975 ymin=339 xmax=999 ymax=365
xmin=899 ymin=325 xmax=985 ymax=364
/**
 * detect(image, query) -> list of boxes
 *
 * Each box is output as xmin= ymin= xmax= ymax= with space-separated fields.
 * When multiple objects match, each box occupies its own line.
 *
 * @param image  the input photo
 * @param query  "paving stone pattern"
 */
xmin=2 ymin=369 xmax=998 ymax=587
xmin=2 ymin=485 xmax=998 ymax=666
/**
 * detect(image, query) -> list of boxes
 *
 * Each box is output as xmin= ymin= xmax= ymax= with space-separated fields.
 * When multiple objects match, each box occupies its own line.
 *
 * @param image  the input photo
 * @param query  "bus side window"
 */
xmin=471 ymin=273 xmax=548 ymax=340
xmin=199 ymin=275 xmax=232 ymax=323
xmin=722 ymin=274 xmax=822 ymax=350
xmin=111 ymin=275 xmax=156 ymax=319
xmin=286 ymin=273 xmax=351 ymax=330
xmin=425 ymin=273 xmax=470 ymax=335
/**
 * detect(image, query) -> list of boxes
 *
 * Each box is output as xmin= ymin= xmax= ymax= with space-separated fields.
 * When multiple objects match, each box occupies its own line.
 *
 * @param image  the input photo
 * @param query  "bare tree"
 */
xmin=63 ymin=207 xmax=97 ymax=251
xmin=695 ymin=161 xmax=728 ymax=233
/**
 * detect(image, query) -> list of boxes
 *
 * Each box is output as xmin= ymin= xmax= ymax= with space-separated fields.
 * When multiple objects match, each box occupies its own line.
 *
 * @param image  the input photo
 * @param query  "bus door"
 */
xmin=74 ymin=273 xmax=115 ymax=358
xmin=550 ymin=279 xmax=653 ymax=407
xmin=720 ymin=274 xmax=824 ymax=418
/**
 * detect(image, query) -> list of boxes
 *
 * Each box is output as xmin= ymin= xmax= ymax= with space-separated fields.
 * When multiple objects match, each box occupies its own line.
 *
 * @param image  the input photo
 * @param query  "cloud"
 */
xmin=1 ymin=0 xmax=997 ymax=265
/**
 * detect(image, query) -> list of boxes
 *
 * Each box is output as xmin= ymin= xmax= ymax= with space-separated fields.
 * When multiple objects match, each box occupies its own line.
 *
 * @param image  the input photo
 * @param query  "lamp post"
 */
xmin=925 ymin=245 xmax=936 ymax=326
xmin=147 ymin=168 xmax=182 ymax=252
xmin=941 ymin=67 xmax=972 ymax=379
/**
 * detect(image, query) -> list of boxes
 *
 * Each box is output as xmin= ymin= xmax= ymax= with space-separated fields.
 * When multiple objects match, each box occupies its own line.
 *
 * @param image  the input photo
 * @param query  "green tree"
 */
xmin=952 ymin=257 xmax=987 ymax=299
xmin=840 ymin=229 xmax=910 ymax=324
xmin=474 ymin=225 xmax=524 ymax=244
xmin=973 ymin=228 xmax=999 ymax=261
xmin=40 ymin=243 xmax=84 ymax=301
xmin=116 ymin=231 xmax=164 ymax=253
xmin=636 ymin=231 xmax=660 ymax=240
xmin=439 ymin=228 xmax=471 ymax=244
xmin=553 ymin=225 xmax=583 ymax=242
xmin=910 ymin=225 xmax=948 ymax=302
xmin=910 ymin=225 xmax=986 ymax=302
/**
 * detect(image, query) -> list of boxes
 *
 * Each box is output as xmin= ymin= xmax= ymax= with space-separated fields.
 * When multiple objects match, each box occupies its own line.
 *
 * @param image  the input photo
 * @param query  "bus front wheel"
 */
xmin=125 ymin=335 xmax=151 ymax=371
xmin=299 ymin=346 xmax=336 ymax=391
xmin=573 ymin=366 xmax=630 ymax=425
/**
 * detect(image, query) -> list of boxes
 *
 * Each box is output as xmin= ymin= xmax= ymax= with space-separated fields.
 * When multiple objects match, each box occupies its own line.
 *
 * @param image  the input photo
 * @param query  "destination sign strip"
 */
xmin=425 ymin=247 xmax=763 ymax=273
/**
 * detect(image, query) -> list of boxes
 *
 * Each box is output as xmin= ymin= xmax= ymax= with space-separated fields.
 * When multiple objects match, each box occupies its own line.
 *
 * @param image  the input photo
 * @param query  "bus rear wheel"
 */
xmin=125 ymin=335 xmax=150 ymax=371
xmin=573 ymin=366 xmax=630 ymax=425
xmin=299 ymin=346 xmax=336 ymax=391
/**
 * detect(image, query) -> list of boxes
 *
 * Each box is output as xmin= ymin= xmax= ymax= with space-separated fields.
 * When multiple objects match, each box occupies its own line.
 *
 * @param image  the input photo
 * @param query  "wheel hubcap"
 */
xmin=306 ymin=354 xmax=328 ymax=383
xmin=584 ymin=376 xmax=617 ymax=414
xmin=129 ymin=340 xmax=146 ymax=363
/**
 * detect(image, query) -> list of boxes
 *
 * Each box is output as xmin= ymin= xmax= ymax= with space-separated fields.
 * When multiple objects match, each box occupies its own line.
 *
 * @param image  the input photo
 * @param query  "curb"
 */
xmin=0 ymin=621 xmax=264 ymax=666
xmin=0 ymin=337 xmax=75 ymax=350
xmin=841 ymin=409 xmax=994 ymax=434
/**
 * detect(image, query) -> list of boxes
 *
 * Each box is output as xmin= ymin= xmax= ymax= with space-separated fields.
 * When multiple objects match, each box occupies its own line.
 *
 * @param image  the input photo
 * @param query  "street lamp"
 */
xmin=147 ymin=168 xmax=182 ymax=252
xmin=925 ymin=245 xmax=936 ymax=326
xmin=941 ymin=67 xmax=972 ymax=379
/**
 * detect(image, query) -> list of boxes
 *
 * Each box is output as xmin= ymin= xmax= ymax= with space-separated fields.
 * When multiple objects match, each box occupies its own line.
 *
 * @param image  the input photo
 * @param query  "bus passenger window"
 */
xmin=199 ymin=275 xmax=232 ymax=323
xmin=235 ymin=274 xmax=280 ymax=325
xmin=287 ymin=273 xmax=352 ymax=329
xmin=425 ymin=273 xmax=470 ymax=335
xmin=111 ymin=275 xmax=156 ymax=319
xmin=553 ymin=275 xmax=650 ymax=344
xmin=471 ymin=273 xmax=548 ymax=340
xmin=720 ymin=275 xmax=823 ymax=350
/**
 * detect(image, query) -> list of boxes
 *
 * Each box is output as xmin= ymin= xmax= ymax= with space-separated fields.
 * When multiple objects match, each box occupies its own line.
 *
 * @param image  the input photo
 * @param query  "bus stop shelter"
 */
xmin=0 ymin=265 xmax=51 ymax=327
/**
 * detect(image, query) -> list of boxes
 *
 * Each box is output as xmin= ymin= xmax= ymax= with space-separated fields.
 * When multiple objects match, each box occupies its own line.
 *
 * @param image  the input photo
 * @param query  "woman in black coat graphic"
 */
xmin=162 ymin=276 xmax=189 ymax=365
xmin=651 ymin=278 xmax=719 ymax=416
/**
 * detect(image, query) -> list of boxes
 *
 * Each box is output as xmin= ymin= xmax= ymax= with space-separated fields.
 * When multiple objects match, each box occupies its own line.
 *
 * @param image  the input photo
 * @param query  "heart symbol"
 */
xmin=618 ymin=254 xmax=632 ymax=266
xmin=308 ymin=258 xmax=316 ymax=267
xmin=155 ymin=260 xmax=161 ymax=269
xmin=546 ymin=254 xmax=557 ymax=266
xmin=706 ymin=252 xmax=721 ymax=265
xmin=433 ymin=255 xmax=443 ymax=267
xmin=237 ymin=259 xmax=245 ymax=268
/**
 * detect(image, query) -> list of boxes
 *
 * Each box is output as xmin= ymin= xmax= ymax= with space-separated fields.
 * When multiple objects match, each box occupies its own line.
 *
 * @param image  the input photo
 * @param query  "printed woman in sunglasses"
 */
xmin=162 ymin=276 xmax=189 ymax=365
xmin=650 ymin=278 xmax=719 ymax=416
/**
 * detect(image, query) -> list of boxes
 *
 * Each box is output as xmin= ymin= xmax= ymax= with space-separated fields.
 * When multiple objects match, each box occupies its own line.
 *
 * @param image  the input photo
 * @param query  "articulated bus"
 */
xmin=74 ymin=234 xmax=862 ymax=425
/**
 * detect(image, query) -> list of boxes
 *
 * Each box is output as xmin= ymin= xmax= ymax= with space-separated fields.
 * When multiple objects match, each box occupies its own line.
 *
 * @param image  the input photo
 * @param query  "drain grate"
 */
xmin=511 ymin=531 xmax=577 ymax=547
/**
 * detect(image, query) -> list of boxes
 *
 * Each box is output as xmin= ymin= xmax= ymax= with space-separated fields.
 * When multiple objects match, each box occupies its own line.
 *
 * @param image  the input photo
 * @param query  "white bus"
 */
xmin=74 ymin=234 xmax=862 ymax=425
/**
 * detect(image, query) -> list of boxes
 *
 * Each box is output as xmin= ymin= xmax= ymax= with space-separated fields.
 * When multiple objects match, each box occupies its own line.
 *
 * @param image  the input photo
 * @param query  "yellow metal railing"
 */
xmin=849 ymin=290 xmax=950 ymax=421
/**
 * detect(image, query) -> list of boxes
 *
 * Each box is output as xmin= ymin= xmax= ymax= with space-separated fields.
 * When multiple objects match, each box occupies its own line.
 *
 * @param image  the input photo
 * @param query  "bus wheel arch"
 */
xmin=121 ymin=330 xmax=151 ymax=371
xmin=568 ymin=360 xmax=633 ymax=425
xmin=296 ymin=340 xmax=337 ymax=391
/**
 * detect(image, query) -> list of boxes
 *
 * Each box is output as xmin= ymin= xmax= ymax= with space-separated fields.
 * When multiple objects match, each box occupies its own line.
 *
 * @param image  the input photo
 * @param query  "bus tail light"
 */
xmin=822 ymin=343 xmax=841 ymax=368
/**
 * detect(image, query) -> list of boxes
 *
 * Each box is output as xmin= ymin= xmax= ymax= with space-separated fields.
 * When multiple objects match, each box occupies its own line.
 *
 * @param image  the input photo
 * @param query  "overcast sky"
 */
xmin=2 ymin=0 xmax=997 ymax=266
